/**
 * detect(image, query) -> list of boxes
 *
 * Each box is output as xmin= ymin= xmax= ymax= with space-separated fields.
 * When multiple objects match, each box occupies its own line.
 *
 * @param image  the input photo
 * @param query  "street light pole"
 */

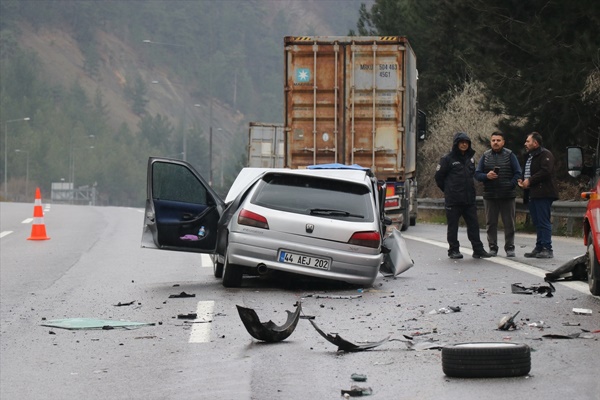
xmin=209 ymin=126 xmax=213 ymax=186
xmin=3 ymin=117 xmax=30 ymax=200
xmin=14 ymin=149 xmax=29 ymax=199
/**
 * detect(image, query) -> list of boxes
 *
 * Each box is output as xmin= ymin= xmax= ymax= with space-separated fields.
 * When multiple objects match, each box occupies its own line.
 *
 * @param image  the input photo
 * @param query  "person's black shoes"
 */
xmin=448 ymin=251 xmax=464 ymax=259
xmin=488 ymin=247 xmax=498 ymax=257
xmin=535 ymin=248 xmax=554 ymax=258
xmin=472 ymin=250 xmax=493 ymax=259
xmin=524 ymin=248 xmax=541 ymax=258
xmin=506 ymin=249 xmax=516 ymax=257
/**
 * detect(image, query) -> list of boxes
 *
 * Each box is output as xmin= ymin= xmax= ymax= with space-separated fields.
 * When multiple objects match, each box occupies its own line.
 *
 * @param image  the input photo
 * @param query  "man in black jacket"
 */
xmin=518 ymin=132 xmax=559 ymax=258
xmin=475 ymin=131 xmax=522 ymax=257
xmin=435 ymin=132 xmax=492 ymax=259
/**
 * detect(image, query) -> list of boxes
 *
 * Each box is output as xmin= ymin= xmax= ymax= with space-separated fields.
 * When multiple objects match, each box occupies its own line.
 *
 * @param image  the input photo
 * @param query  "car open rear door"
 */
xmin=141 ymin=157 xmax=225 ymax=253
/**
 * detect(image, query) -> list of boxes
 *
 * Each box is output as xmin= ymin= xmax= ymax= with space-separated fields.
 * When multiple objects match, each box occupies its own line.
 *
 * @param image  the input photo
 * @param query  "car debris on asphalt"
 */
xmin=511 ymin=282 xmax=555 ymax=297
xmin=41 ymin=318 xmax=155 ymax=330
xmin=113 ymin=300 xmax=136 ymax=307
xmin=497 ymin=311 xmax=520 ymax=330
xmin=169 ymin=291 xmax=196 ymax=298
xmin=341 ymin=385 xmax=373 ymax=397
xmin=309 ymin=319 xmax=389 ymax=352
xmin=236 ymin=302 xmax=302 ymax=342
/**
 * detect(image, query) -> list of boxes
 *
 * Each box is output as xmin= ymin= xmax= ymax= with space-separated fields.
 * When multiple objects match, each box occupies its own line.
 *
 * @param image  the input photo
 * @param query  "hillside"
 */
xmin=1 ymin=0 xmax=371 ymax=204
xmin=15 ymin=0 xmax=371 ymax=141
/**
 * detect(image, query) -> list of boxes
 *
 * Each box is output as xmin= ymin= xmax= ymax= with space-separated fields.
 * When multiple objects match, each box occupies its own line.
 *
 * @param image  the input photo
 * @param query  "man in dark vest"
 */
xmin=475 ymin=131 xmax=522 ymax=257
xmin=435 ymin=132 xmax=492 ymax=259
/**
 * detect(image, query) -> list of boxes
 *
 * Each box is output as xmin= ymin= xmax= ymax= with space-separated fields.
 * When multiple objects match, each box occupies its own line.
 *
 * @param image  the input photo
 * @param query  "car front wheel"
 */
xmin=587 ymin=232 xmax=600 ymax=295
xmin=213 ymin=260 xmax=223 ymax=278
xmin=222 ymin=251 xmax=243 ymax=288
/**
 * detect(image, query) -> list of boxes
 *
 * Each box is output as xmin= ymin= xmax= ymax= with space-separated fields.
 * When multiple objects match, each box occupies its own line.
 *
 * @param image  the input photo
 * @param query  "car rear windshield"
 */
xmin=251 ymin=173 xmax=374 ymax=222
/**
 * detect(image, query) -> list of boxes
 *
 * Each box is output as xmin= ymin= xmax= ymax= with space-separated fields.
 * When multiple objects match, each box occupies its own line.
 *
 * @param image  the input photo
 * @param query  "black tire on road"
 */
xmin=222 ymin=251 xmax=243 ymax=288
xmin=442 ymin=342 xmax=531 ymax=378
xmin=587 ymin=232 xmax=600 ymax=295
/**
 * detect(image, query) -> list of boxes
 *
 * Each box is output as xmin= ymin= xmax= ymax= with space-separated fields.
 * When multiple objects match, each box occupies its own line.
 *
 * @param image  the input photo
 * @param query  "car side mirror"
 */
xmin=384 ymin=216 xmax=393 ymax=226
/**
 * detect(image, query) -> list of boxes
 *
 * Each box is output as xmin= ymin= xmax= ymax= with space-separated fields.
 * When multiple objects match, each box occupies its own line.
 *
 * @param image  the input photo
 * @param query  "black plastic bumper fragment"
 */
xmin=236 ymin=302 xmax=301 ymax=342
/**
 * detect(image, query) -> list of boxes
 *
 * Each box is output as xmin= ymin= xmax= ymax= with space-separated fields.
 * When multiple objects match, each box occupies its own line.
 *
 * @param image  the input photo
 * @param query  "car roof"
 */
xmin=225 ymin=167 xmax=372 ymax=203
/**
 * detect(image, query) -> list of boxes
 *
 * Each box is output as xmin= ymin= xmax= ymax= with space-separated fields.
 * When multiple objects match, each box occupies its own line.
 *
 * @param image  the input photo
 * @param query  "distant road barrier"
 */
xmin=417 ymin=197 xmax=587 ymax=236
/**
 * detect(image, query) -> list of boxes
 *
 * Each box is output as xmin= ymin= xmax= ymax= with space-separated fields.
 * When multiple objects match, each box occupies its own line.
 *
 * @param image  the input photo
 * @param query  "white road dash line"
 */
xmin=22 ymin=218 xmax=33 ymax=224
xmin=201 ymin=253 xmax=213 ymax=268
xmin=0 ymin=231 xmax=13 ymax=238
xmin=188 ymin=301 xmax=215 ymax=343
xmin=403 ymin=234 xmax=592 ymax=295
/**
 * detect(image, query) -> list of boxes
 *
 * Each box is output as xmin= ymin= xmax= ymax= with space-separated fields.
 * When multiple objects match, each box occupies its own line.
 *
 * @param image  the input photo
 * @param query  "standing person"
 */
xmin=475 ymin=131 xmax=522 ymax=257
xmin=435 ymin=132 xmax=492 ymax=259
xmin=517 ymin=132 xmax=559 ymax=258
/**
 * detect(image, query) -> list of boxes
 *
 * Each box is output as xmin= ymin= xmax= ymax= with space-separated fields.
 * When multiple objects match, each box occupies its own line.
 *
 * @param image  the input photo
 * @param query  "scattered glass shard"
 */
xmin=41 ymin=318 xmax=155 ymax=330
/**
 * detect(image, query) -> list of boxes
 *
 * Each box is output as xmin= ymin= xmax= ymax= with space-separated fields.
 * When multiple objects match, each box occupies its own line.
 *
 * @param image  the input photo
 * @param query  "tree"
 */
xmin=359 ymin=0 xmax=600 ymax=158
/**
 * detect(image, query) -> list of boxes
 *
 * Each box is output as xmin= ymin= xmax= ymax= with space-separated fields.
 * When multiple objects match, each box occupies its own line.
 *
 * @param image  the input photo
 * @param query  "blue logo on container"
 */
xmin=296 ymin=68 xmax=310 ymax=82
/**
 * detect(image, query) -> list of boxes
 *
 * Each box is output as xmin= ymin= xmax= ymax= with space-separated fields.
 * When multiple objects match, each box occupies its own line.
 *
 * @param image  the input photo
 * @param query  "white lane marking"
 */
xmin=403 ymin=234 xmax=592 ymax=296
xmin=201 ymin=254 xmax=213 ymax=268
xmin=0 ymin=231 xmax=13 ymax=238
xmin=189 ymin=301 xmax=215 ymax=343
xmin=22 ymin=218 xmax=33 ymax=224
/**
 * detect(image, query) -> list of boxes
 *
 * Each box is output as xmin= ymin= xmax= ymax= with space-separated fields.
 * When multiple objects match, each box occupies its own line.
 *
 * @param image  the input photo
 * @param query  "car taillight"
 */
xmin=348 ymin=231 xmax=381 ymax=248
xmin=238 ymin=209 xmax=269 ymax=229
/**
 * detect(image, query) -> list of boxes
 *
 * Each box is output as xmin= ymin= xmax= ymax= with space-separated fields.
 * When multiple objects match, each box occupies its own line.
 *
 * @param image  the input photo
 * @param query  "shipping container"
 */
xmin=284 ymin=36 xmax=423 ymax=230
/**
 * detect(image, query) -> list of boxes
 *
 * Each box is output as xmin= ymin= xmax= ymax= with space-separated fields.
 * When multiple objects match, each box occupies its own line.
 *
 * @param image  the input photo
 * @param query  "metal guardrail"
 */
xmin=417 ymin=197 xmax=587 ymax=235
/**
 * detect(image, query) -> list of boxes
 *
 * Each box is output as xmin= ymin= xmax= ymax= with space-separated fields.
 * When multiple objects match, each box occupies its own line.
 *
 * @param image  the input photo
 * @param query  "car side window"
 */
xmin=152 ymin=162 xmax=209 ymax=205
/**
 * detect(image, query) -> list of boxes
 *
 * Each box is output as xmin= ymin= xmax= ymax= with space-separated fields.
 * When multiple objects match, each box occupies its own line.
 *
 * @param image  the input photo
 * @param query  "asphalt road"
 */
xmin=1 ymin=202 xmax=598 ymax=400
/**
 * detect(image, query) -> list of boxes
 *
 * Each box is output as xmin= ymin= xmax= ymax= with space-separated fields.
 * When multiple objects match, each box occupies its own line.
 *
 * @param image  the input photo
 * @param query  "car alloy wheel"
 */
xmin=442 ymin=342 xmax=531 ymax=378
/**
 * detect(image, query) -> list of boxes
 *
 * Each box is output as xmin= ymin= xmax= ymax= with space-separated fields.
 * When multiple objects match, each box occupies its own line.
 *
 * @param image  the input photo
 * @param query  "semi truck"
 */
xmin=283 ymin=36 xmax=425 ymax=231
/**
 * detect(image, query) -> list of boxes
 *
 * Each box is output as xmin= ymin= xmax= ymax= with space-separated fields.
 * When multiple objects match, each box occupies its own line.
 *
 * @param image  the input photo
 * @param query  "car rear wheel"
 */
xmin=587 ymin=232 xmax=600 ymax=295
xmin=222 ymin=251 xmax=243 ymax=288
xmin=442 ymin=342 xmax=531 ymax=378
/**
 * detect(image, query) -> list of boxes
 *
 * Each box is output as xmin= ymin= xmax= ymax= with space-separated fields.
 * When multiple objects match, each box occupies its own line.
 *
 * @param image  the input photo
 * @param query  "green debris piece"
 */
xmin=351 ymin=373 xmax=367 ymax=382
xmin=41 ymin=318 xmax=155 ymax=330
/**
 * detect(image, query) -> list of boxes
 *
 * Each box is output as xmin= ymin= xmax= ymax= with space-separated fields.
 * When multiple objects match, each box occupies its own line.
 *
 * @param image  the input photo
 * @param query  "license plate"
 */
xmin=278 ymin=250 xmax=331 ymax=270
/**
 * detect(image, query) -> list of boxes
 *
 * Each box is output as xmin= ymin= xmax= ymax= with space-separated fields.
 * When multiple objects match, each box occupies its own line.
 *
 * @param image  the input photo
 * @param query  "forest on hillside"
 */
xmin=1 ymin=0 xmax=599 ymax=205
xmin=0 ymin=0 xmax=367 ymax=204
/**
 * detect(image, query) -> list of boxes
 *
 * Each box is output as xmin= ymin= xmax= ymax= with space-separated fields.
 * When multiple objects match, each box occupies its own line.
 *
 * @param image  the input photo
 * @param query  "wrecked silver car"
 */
xmin=141 ymin=158 xmax=410 ymax=287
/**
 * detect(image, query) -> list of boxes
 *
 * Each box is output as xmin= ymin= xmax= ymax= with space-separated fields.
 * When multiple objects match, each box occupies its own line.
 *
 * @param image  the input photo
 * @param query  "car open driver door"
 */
xmin=141 ymin=157 xmax=225 ymax=253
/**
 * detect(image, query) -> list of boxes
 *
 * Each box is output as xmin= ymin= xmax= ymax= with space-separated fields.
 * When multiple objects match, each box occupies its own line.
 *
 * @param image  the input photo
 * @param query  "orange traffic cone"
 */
xmin=28 ymin=187 xmax=50 ymax=240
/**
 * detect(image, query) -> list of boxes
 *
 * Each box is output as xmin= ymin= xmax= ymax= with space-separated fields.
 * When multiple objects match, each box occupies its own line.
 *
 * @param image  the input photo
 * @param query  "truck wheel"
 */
xmin=442 ymin=342 xmax=531 ymax=378
xmin=587 ymin=232 xmax=600 ymax=295
xmin=222 ymin=251 xmax=243 ymax=288
xmin=400 ymin=202 xmax=410 ymax=231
